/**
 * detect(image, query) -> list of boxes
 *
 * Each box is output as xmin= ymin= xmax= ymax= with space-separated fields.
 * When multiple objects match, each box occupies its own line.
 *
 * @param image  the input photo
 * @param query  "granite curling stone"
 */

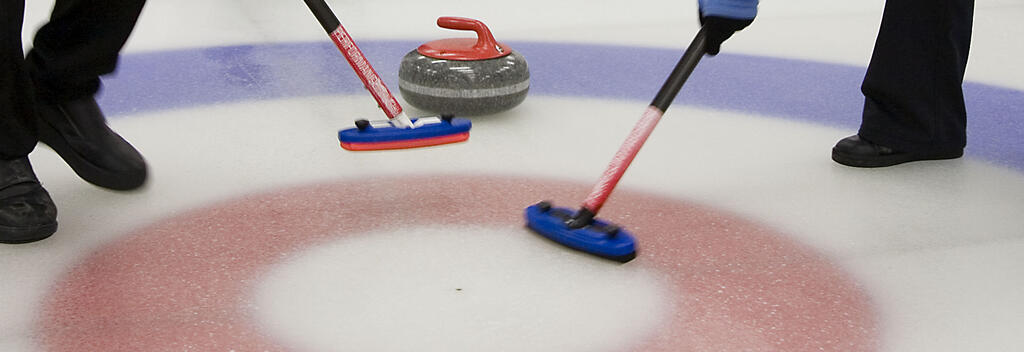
xmin=398 ymin=16 xmax=529 ymax=116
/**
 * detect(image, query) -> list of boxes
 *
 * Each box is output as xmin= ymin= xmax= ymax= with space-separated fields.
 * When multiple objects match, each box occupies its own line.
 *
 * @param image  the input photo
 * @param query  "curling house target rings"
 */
xmin=40 ymin=175 xmax=878 ymax=351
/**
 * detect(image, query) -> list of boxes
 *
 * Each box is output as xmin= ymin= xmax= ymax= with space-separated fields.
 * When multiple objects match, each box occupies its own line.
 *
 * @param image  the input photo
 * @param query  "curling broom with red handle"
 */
xmin=524 ymin=27 xmax=708 ymax=263
xmin=302 ymin=0 xmax=471 ymax=151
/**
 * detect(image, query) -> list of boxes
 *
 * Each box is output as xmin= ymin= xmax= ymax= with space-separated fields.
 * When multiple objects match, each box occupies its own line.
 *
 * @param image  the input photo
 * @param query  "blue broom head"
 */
xmin=338 ymin=116 xmax=471 ymax=151
xmin=524 ymin=201 xmax=637 ymax=263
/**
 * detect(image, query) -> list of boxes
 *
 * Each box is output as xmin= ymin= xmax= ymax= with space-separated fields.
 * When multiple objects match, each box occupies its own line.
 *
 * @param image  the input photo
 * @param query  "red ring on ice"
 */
xmin=39 ymin=175 xmax=879 ymax=351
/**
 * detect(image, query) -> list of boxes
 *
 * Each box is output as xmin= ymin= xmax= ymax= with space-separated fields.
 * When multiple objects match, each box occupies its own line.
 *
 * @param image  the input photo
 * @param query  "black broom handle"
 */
xmin=303 ymin=0 xmax=341 ymax=33
xmin=650 ymin=27 xmax=707 ymax=111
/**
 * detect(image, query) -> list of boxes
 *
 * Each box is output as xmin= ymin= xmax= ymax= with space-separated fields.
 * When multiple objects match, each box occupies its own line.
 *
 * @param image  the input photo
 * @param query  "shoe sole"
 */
xmin=831 ymin=148 xmax=964 ymax=168
xmin=37 ymin=119 xmax=147 ymax=191
xmin=0 ymin=222 xmax=58 ymax=244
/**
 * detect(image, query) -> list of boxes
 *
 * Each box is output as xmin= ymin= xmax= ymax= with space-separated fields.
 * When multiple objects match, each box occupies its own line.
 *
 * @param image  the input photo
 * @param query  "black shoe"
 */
xmin=831 ymin=135 xmax=963 ymax=168
xmin=36 ymin=96 xmax=147 ymax=191
xmin=0 ymin=157 xmax=58 ymax=244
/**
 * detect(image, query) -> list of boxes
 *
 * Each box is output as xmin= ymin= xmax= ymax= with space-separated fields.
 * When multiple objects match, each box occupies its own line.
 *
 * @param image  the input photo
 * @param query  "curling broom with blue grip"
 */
xmin=524 ymin=27 xmax=708 ymax=263
xmin=302 ymin=0 xmax=471 ymax=151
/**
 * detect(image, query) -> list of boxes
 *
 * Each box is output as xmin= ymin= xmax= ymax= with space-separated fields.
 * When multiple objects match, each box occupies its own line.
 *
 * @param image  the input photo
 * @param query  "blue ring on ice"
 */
xmin=100 ymin=41 xmax=1024 ymax=170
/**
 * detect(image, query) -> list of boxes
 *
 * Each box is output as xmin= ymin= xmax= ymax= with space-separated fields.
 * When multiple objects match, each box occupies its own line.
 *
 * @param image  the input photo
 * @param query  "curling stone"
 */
xmin=398 ymin=16 xmax=529 ymax=116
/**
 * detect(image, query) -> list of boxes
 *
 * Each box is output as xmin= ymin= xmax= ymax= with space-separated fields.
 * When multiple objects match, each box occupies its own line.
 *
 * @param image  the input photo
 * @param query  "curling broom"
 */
xmin=524 ymin=27 xmax=708 ymax=263
xmin=302 ymin=0 xmax=471 ymax=151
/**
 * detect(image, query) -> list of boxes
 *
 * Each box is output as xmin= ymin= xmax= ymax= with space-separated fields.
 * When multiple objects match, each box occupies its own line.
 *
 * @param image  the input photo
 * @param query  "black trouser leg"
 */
xmin=26 ymin=0 xmax=146 ymax=104
xmin=0 ymin=0 xmax=38 ymax=159
xmin=858 ymin=0 xmax=974 ymax=153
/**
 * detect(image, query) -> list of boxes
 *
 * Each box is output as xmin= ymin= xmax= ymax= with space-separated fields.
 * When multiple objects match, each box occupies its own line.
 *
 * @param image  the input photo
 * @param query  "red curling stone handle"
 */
xmin=437 ymin=16 xmax=503 ymax=56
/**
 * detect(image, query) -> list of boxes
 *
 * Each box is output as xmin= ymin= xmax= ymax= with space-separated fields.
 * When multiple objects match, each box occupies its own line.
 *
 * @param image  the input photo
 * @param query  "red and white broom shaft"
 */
xmin=580 ymin=106 xmax=664 ymax=214
xmin=328 ymin=25 xmax=403 ymax=118
xmin=303 ymin=0 xmax=407 ymax=122
xmin=570 ymin=27 xmax=708 ymax=227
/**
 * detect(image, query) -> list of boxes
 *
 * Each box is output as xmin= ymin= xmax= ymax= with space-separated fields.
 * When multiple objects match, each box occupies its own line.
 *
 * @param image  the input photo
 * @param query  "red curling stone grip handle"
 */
xmin=437 ymin=16 xmax=503 ymax=55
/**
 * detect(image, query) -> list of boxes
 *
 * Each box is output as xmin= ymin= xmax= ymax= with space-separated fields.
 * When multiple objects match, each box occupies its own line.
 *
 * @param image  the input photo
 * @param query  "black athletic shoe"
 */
xmin=37 ymin=96 xmax=147 ymax=191
xmin=0 ymin=157 xmax=58 ymax=244
xmin=831 ymin=135 xmax=963 ymax=168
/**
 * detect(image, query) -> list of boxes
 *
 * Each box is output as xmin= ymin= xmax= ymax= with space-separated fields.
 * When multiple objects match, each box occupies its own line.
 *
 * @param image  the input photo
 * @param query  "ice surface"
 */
xmin=253 ymin=225 xmax=667 ymax=352
xmin=5 ymin=0 xmax=1024 ymax=351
